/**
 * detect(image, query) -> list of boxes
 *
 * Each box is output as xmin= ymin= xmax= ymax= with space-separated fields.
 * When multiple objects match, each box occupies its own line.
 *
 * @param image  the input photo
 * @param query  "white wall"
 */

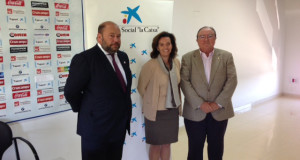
xmin=173 ymin=0 xmax=285 ymax=108
xmin=3 ymin=0 xmax=290 ymax=159
xmin=282 ymin=0 xmax=300 ymax=95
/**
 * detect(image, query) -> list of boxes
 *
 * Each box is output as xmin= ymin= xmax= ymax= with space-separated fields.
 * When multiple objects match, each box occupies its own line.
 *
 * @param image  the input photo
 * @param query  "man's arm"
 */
xmin=214 ymin=54 xmax=238 ymax=107
xmin=64 ymin=53 xmax=90 ymax=112
xmin=180 ymin=54 xmax=205 ymax=110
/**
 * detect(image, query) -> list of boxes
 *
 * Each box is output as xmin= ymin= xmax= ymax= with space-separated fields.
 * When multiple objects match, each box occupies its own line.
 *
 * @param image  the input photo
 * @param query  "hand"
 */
xmin=200 ymin=102 xmax=213 ymax=113
xmin=208 ymin=102 xmax=220 ymax=112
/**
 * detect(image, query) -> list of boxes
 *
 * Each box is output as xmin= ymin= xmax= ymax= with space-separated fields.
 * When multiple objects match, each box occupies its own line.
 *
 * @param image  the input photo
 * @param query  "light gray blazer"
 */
xmin=180 ymin=48 xmax=237 ymax=121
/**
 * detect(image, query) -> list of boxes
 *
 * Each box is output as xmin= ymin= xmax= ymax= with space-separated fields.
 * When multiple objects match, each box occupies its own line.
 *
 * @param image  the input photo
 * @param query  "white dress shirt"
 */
xmin=200 ymin=49 xmax=214 ymax=83
xmin=98 ymin=43 xmax=127 ymax=84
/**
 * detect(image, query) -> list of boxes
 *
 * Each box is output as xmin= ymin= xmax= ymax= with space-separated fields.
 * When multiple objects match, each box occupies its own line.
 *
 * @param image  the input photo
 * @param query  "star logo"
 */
xmin=121 ymin=6 xmax=142 ymax=24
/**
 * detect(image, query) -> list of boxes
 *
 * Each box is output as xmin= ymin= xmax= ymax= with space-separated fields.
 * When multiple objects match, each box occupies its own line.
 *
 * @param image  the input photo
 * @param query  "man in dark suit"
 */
xmin=180 ymin=26 xmax=237 ymax=160
xmin=64 ymin=21 xmax=132 ymax=160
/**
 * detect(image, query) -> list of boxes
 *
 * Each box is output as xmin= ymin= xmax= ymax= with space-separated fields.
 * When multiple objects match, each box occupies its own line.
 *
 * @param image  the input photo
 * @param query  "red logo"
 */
xmin=0 ymin=80 xmax=5 ymax=86
xmin=10 ymin=33 xmax=27 ymax=37
xmin=32 ymin=10 xmax=50 ymax=16
xmin=56 ymin=39 xmax=71 ymax=44
xmin=54 ymin=3 xmax=69 ymax=9
xmin=0 ymin=103 xmax=6 ymax=110
xmin=58 ymin=74 xmax=69 ymax=78
xmin=55 ymin=25 xmax=70 ymax=31
xmin=37 ymin=96 xmax=54 ymax=103
xmin=9 ymin=39 xmax=28 ymax=45
xmin=14 ymin=101 xmax=20 ymax=107
xmin=12 ymin=91 xmax=31 ymax=99
xmin=7 ymin=8 xmax=13 ymax=14
xmin=0 ymin=57 xmax=3 ymax=63
xmin=56 ymin=33 xmax=70 ymax=37
xmin=11 ymin=56 xmax=16 ymax=61
xmin=37 ymin=90 xmax=42 ymax=95
xmin=59 ymin=94 xmax=64 ymax=99
xmin=57 ymin=54 xmax=62 ymax=58
xmin=6 ymin=0 xmax=25 ymax=6
xmin=36 ymin=69 xmax=41 ymax=74
xmin=12 ymin=84 xmax=30 ymax=92
xmin=34 ymin=54 xmax=51 ymax=60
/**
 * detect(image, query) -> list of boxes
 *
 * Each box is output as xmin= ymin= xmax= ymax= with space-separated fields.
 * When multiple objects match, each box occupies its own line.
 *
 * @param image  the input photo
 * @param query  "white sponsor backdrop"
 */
xmin=84 ymin=0 xmax=174 ymax=159
xmin=0 ymin=0 xmax=84 ymax=122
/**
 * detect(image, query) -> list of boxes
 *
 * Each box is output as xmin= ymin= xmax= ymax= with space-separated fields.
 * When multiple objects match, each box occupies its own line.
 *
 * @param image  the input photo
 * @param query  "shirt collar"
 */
xmin=199 ymin=49 xmax=214 ymax=58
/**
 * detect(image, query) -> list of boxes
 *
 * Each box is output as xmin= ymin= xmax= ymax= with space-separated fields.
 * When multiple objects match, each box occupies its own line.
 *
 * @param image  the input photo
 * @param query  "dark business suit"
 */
xmin=64 ymin=44 xmax=132 ymax=160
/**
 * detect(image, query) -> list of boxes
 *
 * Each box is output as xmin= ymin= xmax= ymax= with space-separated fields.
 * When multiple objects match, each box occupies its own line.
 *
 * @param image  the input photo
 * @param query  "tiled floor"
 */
xmin=172 ymin=96 xmax=300 ymax=160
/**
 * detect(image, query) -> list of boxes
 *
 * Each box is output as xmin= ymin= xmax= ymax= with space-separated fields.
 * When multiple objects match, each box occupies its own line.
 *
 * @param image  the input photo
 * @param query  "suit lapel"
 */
xmin=95 ymin=45 xmax=125 ymax=93
xmin=209 ymin=50 xmax=221 ymax=85
xmin=193 ymin=50 xmax=209 ymax=86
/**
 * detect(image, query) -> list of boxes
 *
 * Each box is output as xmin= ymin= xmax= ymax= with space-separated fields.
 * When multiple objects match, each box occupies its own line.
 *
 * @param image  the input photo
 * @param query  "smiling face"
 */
xmin=157 ymin=37 xmax=172 ymax=59
xmin=97 ymin=23 xmax=121 ymax=54
xmin=196 ymin=27 xmax=216 ymax=54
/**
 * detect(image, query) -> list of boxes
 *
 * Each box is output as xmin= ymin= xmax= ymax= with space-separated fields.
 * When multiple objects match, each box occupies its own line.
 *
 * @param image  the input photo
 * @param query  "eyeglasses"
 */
xmin=197 ymin=34 xmax=215 ymax=40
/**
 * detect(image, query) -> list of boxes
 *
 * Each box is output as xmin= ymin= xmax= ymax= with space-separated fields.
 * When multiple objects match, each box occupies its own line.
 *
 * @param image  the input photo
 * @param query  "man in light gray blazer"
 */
xmin=180 ymin=26 xmax=237 ymax=160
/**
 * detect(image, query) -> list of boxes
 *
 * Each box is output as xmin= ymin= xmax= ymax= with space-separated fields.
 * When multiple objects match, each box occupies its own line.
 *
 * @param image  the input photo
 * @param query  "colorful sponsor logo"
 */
xmin=56 ymin=33 xmax=69 ymax=37
xmin=11 ymin=76 xmax=30 ymax=85
xmin=7 ymin=16 xmax=26 ymax=23
xmin=9 ymin=39 xmax=28 ymax=45
xmin=33 ymin=33 xmax=50 ymax=37
xmin=0 ymin=86 xmax=6 ymax=94
xmin=34 ymin=46 xmax=51 ymax=52
xmin=6 ymin=0 xmax=25 ymax=7
xmin=10 ymin=47 xmax=28 ymax=53
xmin=57 ymin=53 xmax=72 ymax=59
xmin=36 ymin=81 xmax=53 ymax=89
xmin=14 ymin=99 xmax=31 ymax=107
xmin=10 ymin=62 xmax=29 ymax=69
xmin=32 ymin=17 xmax=50 ymax=23
xmin=7 ymin=8 xmax=25 ymax=15
xmin=121 ymin=6 xmax=142 ymax=24
xmin=33 ymin=24 xmax=50 ymax=31
xmin=37 ymin=96 xmax=53 ymax=103
xmin=12 ymin=91 xmax=30 ymax=99
xmin=36 ymin=68 xmax=52 ymax=74
xmin=55 ymin=11 xmax=69 ymax=17
xmin=57 ymin=59 xmax=71 ymax=66
xmin=32 ymin=10 xmax=50 ymax=16
xmin=55 ymin=25 xmax=70 ymax=31
xmin=37 ymin=88 xmax=53 ymax=96
xmin=57 ymin=66 xmax=69 ymax=72
xmin=37 ymin=101 xmax=54 ymax=110
xmin=56 ymin=39 xmax=71 ymax=44
xmin=58 ymin=73 xmax=69 ymax=78
xmin=8 ymin=24 xmax=27 ymax=31
xmin=55 ymin=3 xmax=69 ymax=9
xmin=12 ymin=84 xmax=30 ymax=92
xmin=55 ymin=17 xmax=70 ymax=24
xmin=56 ymin=45 xmax=71 ymax=51
xmin=33 ymin=38 xmax=50 ymax=45
xmin=34 ymin=54 xmax=51 ymax=60
xmin=0 ymin=79 xmax=4 ymax=86
xmin=58 ymin=86 xmax=64 ymax=92
xmin=11 ymin=69 xmax=29 ymax=77
xmin=35 ymin=61 xmax=51 ymax=68
xmin=0 ymin=72 xmax=4 ymax=78
xmin=0 ymin=103 xmax=6 ymax=110
xmin=31 ymin=1 xmax=49 ymax=8
xmin=9 ymin=33 xmax=27 ymax=37
xmin=58 ymin=79 xmax=66 ymax=86
xmin=10 ymin=55 xmax=28 ymax=62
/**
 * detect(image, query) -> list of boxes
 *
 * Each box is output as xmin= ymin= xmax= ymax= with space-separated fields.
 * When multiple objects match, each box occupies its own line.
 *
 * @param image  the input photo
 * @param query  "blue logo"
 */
xmin=121 ymin=6 xmax=142 ymax=24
